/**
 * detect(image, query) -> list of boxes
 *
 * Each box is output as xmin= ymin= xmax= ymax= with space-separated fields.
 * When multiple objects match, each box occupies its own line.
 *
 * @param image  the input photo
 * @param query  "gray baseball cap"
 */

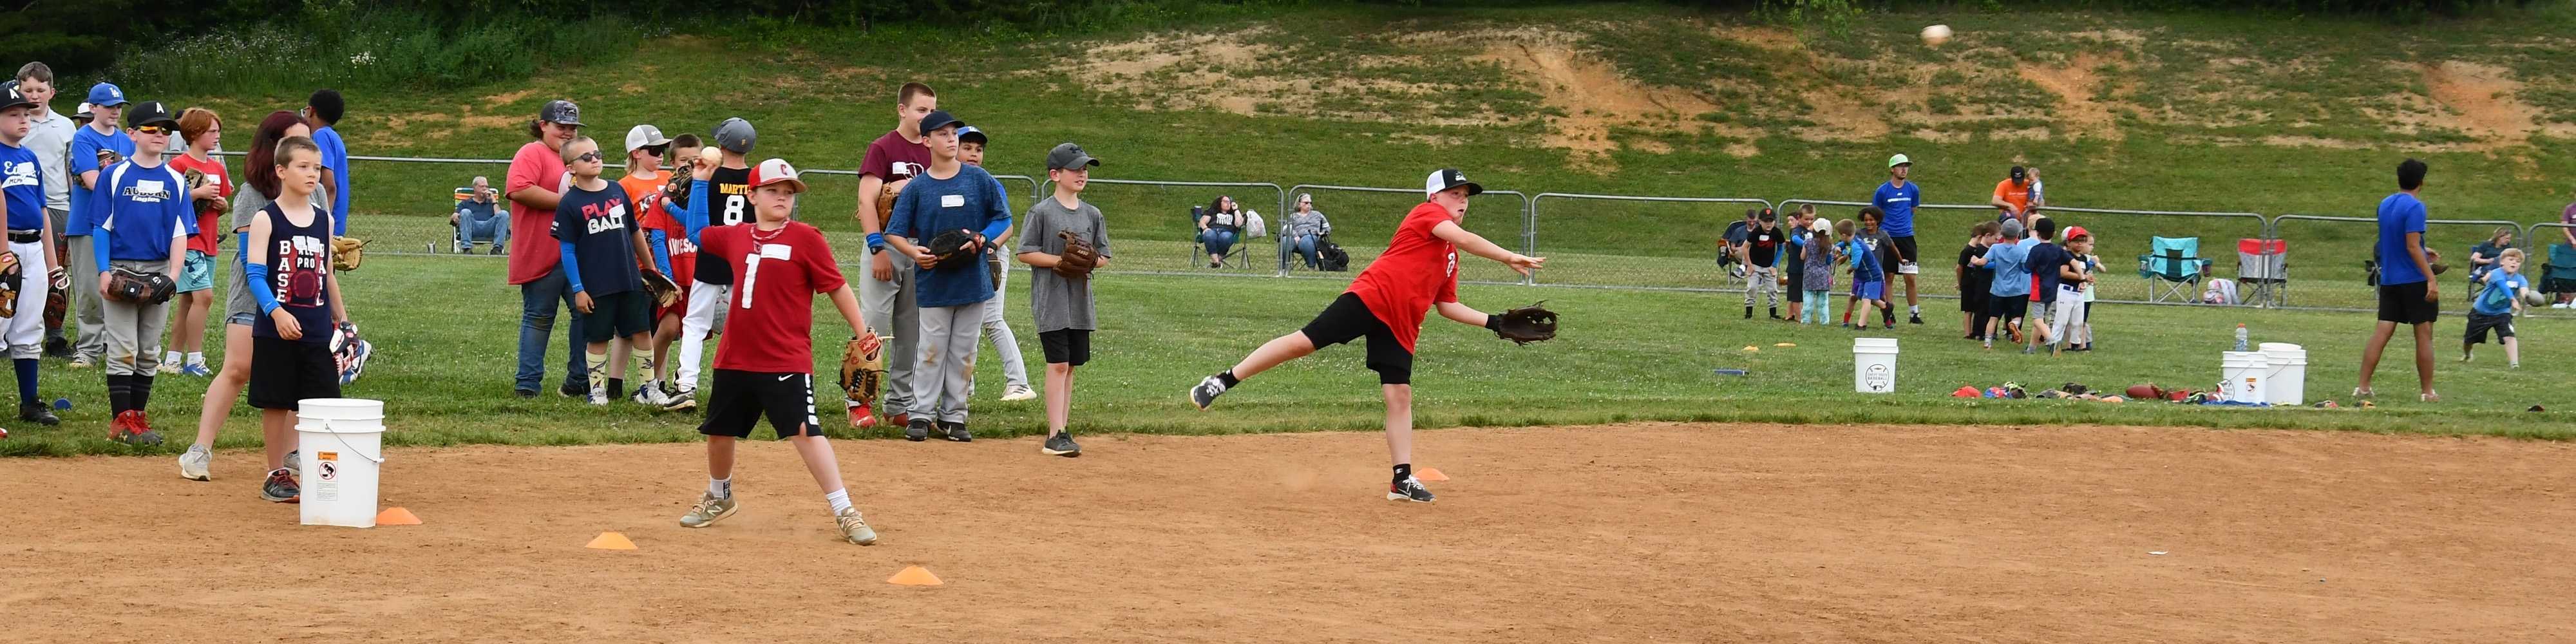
xmin=625 ymin=124 xmax=671 ymax=153
xmin=713 ymin=118 xmax=755 ymax=154
xmin=540 ymin=99 xmax=584 ymax=126
xmin=2000 ymin=218 xmax=2026 ymax=240
xmin=1045 ymin=142 xmax=1099 ymax=170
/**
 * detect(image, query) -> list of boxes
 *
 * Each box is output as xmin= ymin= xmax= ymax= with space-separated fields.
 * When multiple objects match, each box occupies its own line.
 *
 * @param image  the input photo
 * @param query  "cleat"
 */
xmin=905 ymin=417 xmax=932 ymax=442
xmin=1041 ymin=432 xmax=1081 ymax=457
xmin=1189 ymin=375 xmax=1228 ymax=410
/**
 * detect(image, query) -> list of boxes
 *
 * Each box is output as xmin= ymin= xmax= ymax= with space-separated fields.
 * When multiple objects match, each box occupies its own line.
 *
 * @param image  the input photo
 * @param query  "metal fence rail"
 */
xmin=1530 ymin=193 xmax=1774 ymax=291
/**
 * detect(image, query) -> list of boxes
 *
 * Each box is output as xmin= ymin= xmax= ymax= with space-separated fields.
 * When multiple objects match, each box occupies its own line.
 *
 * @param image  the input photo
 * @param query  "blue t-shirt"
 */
xmin=886 ymin=165 xmax=1013 ymax=308
xmin=1984 ymin=238 xmax=2031 ymax=298
xmin=551 ymin=181 xmax=641 ymax=297
xmin=2472 ymin=271 xmax=2528 ymax=316
xmin=1 ymin=143 xmax=45 ymax=231
xmin=2025 ymin=241 xmax=2068 ymax=303
xmin=1871 ymin=181 xmax=1922 ymax=238
xmin=2375 ymin=192 xmax=2429 ymax=286
xmin=1842 ymin=238 xmax=1882 ymax=283
xmin=66 ymin=126 xmax=134 ymax=236
xmin=314 ymin=126 xmax=352 ymax=236
xmin=92 ymin=160 xmax=197 ymax=263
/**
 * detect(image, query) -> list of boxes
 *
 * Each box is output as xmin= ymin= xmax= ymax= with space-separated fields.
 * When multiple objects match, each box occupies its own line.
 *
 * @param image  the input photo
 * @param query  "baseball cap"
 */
xmin=72 ymin=102 xmax=94 ymax=124
xmin=540 ymin=99 xmax=584 ymax=126
xmin=918 ymin=110 xmax=964 ymax=135
xmin=1886 ymin=153 xmax=1911 ymax=168
xmin=126 ymin=101 xmax=178 ymax=129
xmin=1045 ymin=142 xmax=1100 ymax=170
xmin=957 ymin=126 xmax=986 ymax=146
xmin=1423 ymin=168 xmax=1483 ymax=198
xmin=0 ymin=82 xmax=35 ymax=112
xmin=749 ymin=158 xmax=805 ymax=193
xmin=2063 ymin=225 xmax=2089 ymax=241
xmin=2000 ymin=218 xmax=2025 ymax=240
xmin=625 ymin=124 xmax=671 ymax=153
xmin=714 ymin=118 xmax=756 ymax=154
xmin=2009 ymin=165 xmax=2027 ymax=181
xmin=86 ymin=82 xmax=127 ymax=108
xmin=1758 ymin=207 xmax=1777 ymax=222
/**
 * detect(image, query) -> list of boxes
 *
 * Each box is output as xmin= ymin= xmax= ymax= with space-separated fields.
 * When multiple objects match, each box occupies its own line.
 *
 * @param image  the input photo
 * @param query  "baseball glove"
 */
xmin=95 ymin=148 xmax=122 ymax=169
xmin=182 ymin=169 xmax=222 ymax=214
xmin=331 ymin=236 xmax=368 ymax=271
xmin=925 ymin=229 xmax=978 ymax=269
xmin=873 ymin=184 xmax=900 ymax=229
xmin=660 ymin=172 xmax=692 ymax=209
xmin=1490 ymin=301 xmax=1558 ymax=345
xmin=1054 ymin=230 xmax=1098 ymax=279
xmin=106 ymin=266 xmax=176 ymax=304
xmin=0 ymin=252 xmax=19 ymax=318
xmin=43 ymin=268 xmax=65 ymax=330
xmin=836 ymin=330 xmax=887 ymax=427
xmin=640 ymin=269 xmax=681 ymax=308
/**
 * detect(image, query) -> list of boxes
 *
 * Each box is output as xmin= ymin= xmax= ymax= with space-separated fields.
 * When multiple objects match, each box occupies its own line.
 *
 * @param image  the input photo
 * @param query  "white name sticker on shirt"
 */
xmin=759 ymin=243 xmax=793 ymax=261
xmin=940 ymin=194 xmax=965 ymax=208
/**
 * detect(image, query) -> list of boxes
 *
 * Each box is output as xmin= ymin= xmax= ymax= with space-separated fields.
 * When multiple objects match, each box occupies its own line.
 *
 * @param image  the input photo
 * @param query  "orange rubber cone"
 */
xmin=1774 ymin=343 xmax=1796 ymax=347
xmin=887 ymin=565 xmax=943 ymax=586
xmin=1416 ymin=467 xmax=1449 ymax=482
xmin=585 ymin=532 xmax=637 ymax=550
xmin=374 ymin=507 xmax=421 ymax=526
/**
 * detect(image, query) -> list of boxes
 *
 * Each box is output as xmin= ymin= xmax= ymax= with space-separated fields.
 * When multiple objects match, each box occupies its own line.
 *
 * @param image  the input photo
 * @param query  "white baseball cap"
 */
xmin=749 ymin=158 xmax=804 ymax=193
xmin=625 ymin=124 xmax=672 ymax=153
xmin=1423 ymin=167 xmax=1484 ymax=198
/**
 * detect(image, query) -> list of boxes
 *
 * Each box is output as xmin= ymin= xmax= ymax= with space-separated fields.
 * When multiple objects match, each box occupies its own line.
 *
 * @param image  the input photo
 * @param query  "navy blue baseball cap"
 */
xmin=918 ymin=110 xmax=964 ymax=135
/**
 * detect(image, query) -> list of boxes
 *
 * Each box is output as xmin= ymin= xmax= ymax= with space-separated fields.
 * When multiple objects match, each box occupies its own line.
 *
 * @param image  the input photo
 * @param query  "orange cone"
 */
xmin=375 ymin=507 xmax=422 ymax=525
xmin=887 ymin=565 xmax=943 ymax=586
xmin=585 ymin=532 xmax=637 ymax=550
xmin=1416 ymin=467 xmax=1449 ymax=482
xmin=1774 ymin=343 xmax=1797 ymax=347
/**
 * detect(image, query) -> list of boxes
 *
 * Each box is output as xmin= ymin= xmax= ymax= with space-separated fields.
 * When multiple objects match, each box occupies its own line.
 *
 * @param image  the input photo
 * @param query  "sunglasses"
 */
xmin=132 ymin=125 xmax=175 ymax=136
xmin=641 ymin=145 xmax=670 ymax=158
xmin=569 ymin=151 xmax=603 ymax=163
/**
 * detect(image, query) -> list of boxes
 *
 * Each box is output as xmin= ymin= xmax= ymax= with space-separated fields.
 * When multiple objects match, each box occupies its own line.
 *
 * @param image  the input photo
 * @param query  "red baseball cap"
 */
xmin=2063 ymin=225 xmax=2089 ymax=240
xmin=750 ymin=158 xmax=805 ymax=193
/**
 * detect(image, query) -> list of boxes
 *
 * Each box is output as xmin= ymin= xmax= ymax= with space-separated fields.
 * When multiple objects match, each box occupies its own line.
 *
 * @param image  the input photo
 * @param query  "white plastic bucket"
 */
xmin=2219 ymin=352 xmax=2269 ymax=404
xmin=1853 ymin=337 xmax=1899 ymax=393
xmin=296 ymin=398 xmax=386 ymax=528
xmin=2258 ymin=342 xmax=2307 ymax=406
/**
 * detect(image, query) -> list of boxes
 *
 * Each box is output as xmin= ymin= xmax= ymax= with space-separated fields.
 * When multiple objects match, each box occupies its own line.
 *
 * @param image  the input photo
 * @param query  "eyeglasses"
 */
xmin=569 ymin=151 xmax=603 ymax=163
xmin=132 ymin=125 xmax=174 ymax=136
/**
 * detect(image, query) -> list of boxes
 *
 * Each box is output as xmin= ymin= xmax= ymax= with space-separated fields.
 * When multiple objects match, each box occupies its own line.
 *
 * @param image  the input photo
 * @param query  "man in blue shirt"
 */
xmin=66 ymin=82 xmax=132 ymax=368
xmin=1870 ymin=153 xmax=1924 ymax=325
xmin=303 ymin=90 xmax=352 ymax=236
xmin=2358 ymin=158 xmax=2439 ymax=402
xmin=884 ymin=110 xmax=1010 ymax=444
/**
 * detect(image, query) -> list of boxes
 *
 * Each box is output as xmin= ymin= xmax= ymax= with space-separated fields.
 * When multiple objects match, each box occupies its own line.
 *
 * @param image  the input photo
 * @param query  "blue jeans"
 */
xmin=1290 ymin=234 xmax=1321 ymax=268
xmin=515 ymin=266 xmax=587 ymax=393
xmin=459 ymin=210 xmax=509 ymax=247
xmin=1199 ymin=229 xmax=1238 ymax=258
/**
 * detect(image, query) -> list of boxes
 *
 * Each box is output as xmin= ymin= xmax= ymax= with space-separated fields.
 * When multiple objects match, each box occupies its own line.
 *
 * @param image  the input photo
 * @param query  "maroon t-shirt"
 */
xmin=862 ymin=130 xmax=933 ymax=230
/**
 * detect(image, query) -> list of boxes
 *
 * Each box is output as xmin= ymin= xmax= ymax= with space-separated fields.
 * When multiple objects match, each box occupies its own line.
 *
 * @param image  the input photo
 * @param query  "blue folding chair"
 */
xmin=2137 ymin=236 xmax=2212 ymax=303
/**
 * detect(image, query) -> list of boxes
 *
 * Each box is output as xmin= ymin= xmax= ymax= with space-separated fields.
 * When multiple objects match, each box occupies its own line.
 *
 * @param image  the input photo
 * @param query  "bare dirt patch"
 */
xmin=8 ymin=422 xmax=2573 ymax=642
xmin=2418 ymin=61 xmax=2543 ymax=148
xmin=2016 ymin=51 xmax=2125 ymax=142
xmin=1472 ymin=29 xmax=1718 ymax=171
xmin=478 ymin=89 xmax=538 ymax=106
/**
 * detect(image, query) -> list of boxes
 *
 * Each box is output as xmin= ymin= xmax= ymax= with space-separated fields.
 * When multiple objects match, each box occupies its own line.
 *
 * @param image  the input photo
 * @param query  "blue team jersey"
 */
xmin=66 ymin=126 xmax=133 ymax=235
xmin=93 ymin=160 xmax=198 ymax=262
xmin=1 ymin=144 xmax=44 ymax=231
xmin=1871 ymin=181 xmax=1922 ymax=237
xmin=314 ymin=126 xmax=353 ymax=235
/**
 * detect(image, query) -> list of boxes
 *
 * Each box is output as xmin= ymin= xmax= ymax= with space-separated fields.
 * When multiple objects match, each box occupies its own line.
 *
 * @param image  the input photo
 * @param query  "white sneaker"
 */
xmin=156 ymin=361 xmax=182 ymax=375
xmin=177 ymin=444 xmax=213 ymax=481
xmin=662 ymin=382 xmax=697 ymax=412
xmin=632 ymin=379 xmax=665 ymax=406
xmin=588 ymin=380 xmax=609 ymax=406
xmin=1001 ymin=384 xmax=1037 ymax=401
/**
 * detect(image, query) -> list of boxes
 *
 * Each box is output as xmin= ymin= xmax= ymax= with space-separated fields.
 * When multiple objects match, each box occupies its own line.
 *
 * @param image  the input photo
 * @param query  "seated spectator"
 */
xmin=1198 ymin=194 xmax=1248 ymax=268
xmin=451 ymin=175 xmax=509 ymax=254
xmin=1282 ymin=193 xmax=1331 ymax=269
xmin=2469 ymin=225 xmax=2514 ymax=281
xmin=1720 ymin=208 xmax=1755 ymax=278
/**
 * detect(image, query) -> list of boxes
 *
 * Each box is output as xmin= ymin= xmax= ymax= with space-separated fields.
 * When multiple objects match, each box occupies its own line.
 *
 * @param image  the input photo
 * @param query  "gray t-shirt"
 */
xmin=225 ymin=182 xmax=323 ymax=320
xmin=1016 ymin=196 xmax=1112 ymax=333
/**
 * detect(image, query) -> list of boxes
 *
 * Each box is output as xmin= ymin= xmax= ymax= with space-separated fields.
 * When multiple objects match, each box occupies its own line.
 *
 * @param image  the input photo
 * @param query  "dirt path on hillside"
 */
xmin=7 ymin=423 xmax=2573 ymax=643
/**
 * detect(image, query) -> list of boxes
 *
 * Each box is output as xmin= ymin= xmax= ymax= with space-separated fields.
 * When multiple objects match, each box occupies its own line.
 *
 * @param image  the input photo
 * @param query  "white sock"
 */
xmin=824 ymin=488 xmax=853 ymax=514
xmin=185 ymin=352 xmax=204 ymax=366
xmin=708 ymin=477 xmax=731 ymax=498
xmin=164 ymin=350 xmax=180 ymax=364
xmin=1909 ymin=304 xmax=1921 ymax=314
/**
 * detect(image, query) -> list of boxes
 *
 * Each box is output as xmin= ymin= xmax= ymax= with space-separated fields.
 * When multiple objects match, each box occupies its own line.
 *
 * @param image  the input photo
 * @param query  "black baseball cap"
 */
xmin=1759 ymin=207 xmax=1777 ymax=222
xmin=2009 ymin=166 xmax=2027 ymax=181
xmin=126 ymin=101 xmax=178 ymax=129
xmin=1046 ymin=142 xmax=1100 ymax=170
xmin=918 ymin=110 xmax=965 ymax=135
xmin=0 ymin=82 xmax=33 ymax=112
xmin=1423 ymin=167 xmax=1483 ymax=198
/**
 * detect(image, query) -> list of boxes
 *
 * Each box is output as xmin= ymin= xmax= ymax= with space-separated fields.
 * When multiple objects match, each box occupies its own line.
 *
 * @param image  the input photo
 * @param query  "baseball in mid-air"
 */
xmin=1921 ymin=24 xmax=1954 ymax=46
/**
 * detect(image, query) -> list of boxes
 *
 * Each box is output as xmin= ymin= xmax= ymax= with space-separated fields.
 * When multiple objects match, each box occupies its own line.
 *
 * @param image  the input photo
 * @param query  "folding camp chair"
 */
xmin=1188 ymin=205 xmax=1253 ymax=270
xmin=447 ymin=187 xmax=506 ymax=254
xmin=2543 ymin=243 xmax=2576 ymax=300
xmin=2137 ymin=236 xmax=2213 ymax=303
xmin=2236 ymin=238 xmax=2286 ymax=307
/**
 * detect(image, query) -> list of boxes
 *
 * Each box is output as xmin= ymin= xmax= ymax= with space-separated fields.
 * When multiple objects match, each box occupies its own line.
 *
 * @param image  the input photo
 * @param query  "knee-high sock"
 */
xmin=14 ymin=358 xmax=36 ymax=406
xmin=136 ymin=375 xmax=155 ymax=412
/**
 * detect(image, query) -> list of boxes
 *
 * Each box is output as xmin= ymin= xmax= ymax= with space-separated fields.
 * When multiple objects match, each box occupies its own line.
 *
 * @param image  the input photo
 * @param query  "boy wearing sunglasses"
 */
xmin=89 ymin=101 xmax=197 ymax=446
xmin=552 ymin=137 xmax=656 ymax=406
xmin=615 ymin=125 xmax=676 ymax=406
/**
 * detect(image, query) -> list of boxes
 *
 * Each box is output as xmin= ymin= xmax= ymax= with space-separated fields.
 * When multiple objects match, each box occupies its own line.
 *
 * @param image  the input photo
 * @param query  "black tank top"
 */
xmin=252 ymin=203 xmax=332 ymax=343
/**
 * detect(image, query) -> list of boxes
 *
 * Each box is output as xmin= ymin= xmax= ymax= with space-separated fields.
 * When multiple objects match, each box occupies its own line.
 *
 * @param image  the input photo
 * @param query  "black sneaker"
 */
xmin=1742 ymin=307 xmax=1752 ymax=319
xmin=19 ymin=401 xmax=59 ymax=426
xmin=43 ymin=337 xmax=70 ymax=359
xmin=905 ymin=417 xmax=933 ymax=442
xmin=1189 ymin=375 xmax=1228 ymax=410
xmin=1388 ymin=477 xmax=1435 ymax=503
xmin=1908 ymin=312 xmax=1924 ymax=325
xmin=558 ymin=381 xmax=585 ymax=398
xmin=1042 ymin=432 xmax=1081 ymax=457
xmin=513 ymin=388 xmax=538 ymax=399
xmin=260 ymin=468 xmax=300 ymax=503
xmin=938 ymin=421 xmax=972 ymax=442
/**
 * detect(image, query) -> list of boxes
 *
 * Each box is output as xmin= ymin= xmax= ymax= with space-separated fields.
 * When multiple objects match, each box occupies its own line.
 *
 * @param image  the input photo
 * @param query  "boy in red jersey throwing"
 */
xmin=1188 ymin=169 xmax=1544 ymax=502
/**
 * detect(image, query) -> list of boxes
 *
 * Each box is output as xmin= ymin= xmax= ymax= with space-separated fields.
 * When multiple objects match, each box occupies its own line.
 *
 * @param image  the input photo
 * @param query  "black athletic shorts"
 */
xmin=2465 ymin=312 xmax=2514 ymax=344
xmin=1986 ymin=293 xmax=2027 ymax=321
xmin=1040 ymin=328 xmax=1092 ymax=366
xmin=1888 ymin=235 xmax=1918 ymax=275
xmin=580 ymin=291 xmax=654 ymax=343
xmin=1960 ymin=289 xmax=1989 ymax=313
xmin=2377 ymin=281 xmax=2438 ymax=325
xmin=1298 ymin=292 xmax=1414 ymax=385
xmin=1785 ymin=269 xmax=1803 ymax=294
xmin=249 ymin=336 xmax=340 ymax=410
xmin=699 ymin=370 xmax=823 ymax=439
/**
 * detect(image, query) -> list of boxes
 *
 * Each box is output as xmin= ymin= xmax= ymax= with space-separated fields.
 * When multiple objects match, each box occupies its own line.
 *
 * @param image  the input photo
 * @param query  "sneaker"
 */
xmin=679 ymin=492 xmax=739 ymax=528
xmin=18 ymin=401 xmax=59 ymax=426
xmin=1189 ymin=375 xmax=1229 ymax=410
xmin=1000 ymin=384 xmax=1037 ymax=402
xmin=848 ymin=403 xmax=873 ymax=428
xmin=661 ymin=382 xmax=697 ymax=412
xmin=68 ymin=356 xmax=92 ymax=368
xmin=260 ymin=468 xmax=300 ymax=503
xmin=2421 ymin=392 xmax=2441 ymax=402
xmin=834 ymin=507 xmax=880 ymax=545
xmin=180 ymin=363 xmax=213 ymax=377
xmin=178 ymin=444 xmax=213 ymax=481
xmin=109 ymin=411 xmax=164 ymax=446
xmin=286 ymin=450 xmax=299 ymax=473
xmin=1908 ymin=313 xmax=1924 ymax=325
xmin=43 ymin=337 xmax=70 ymax=359
xmin=156 ymin=362 xmax=181 ymax=375
xmin=2352 ymin=386 xmax=2375 ymax=399
xmin=632 ymin=380 xmax=665 ymax=406
xmin=1042 ymin=432 xmax=1081 ymax=457
xmin=905 ymin=417 xmax=933 ymax=442
xmin=939 ymin=421 xmax=972 ymax=442
xmin=587 ymin=380 xmax=609 ymax=406
xmin=559 ymin=381 xmax=584 ymax=398
xmin=2021 ymin=346 xmax=2038 ymax=355
xmin=1388 ymin=477 xmax=1435 ymax=502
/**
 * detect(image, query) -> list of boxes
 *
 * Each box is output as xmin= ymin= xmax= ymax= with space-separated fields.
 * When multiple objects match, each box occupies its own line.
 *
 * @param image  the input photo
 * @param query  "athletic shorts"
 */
xmin=1888 ymin=235 xmax=1918 ymax=274
xmin=1785 ymin=267 xmax=1803 ymax=294
xmin=2465 ymin=312 xmax=2514 ymax=344
xmin=1040 ymin=328 xmax=1092 ymax=366
xmin=1298 ymin=292 xmax=1413 ymax=385
xmin=698 ymin=370 xmax=823 ymax=439
xmin=1960 ymin=288 xmax=1989 ymax=313
xmin=580 ymin=290 xmax=654 ymax=343
xmin=2378 ymin=281 xmax=2438 ymax=325
xmin=1987 ymin=294 xmax=2027 ymax=321
xmin=178 ymin=250 xmax=215 ymax=293
xmin=248 ymin=336 xmax=340 ymax=410
xmin=1852 ymin=280 xmax=1884 ymax=301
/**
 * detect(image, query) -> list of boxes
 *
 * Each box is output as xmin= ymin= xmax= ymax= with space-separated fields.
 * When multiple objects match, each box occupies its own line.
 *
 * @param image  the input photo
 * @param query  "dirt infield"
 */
xmin=9 ymin=422 xmax=2574 ymax=643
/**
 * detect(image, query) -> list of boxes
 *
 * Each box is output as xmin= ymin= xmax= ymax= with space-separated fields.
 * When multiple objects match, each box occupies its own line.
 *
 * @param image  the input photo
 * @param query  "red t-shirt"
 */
xmin=167 ymin=153 xmax=231 ymax=255
xmin=504 ymin=141 xmax=567 ymax=285
xmin=702 ymin=222 xmax=848 ymax=374
xmin=632 ymin=175 xmax=694 ymax=282
xmin=1345 ymin=202 xmax=1461 ymax=353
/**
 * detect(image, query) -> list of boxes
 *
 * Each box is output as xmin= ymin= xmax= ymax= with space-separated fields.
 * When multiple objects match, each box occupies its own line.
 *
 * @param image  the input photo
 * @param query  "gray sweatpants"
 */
xmin=909 ymin=299 xmax=986 ymax=424
xmin=102 ymin=259 xmax=172 ymax=376
xmin=857 ymin=246 xmax=918 ymax=413
xmin=68 ymin=235 xmax=106 ymax=360
xmin=1743 ymin=265 xmax=1779 ymax=308
xmin=978 ymin=254 xmax=1029 ymax=392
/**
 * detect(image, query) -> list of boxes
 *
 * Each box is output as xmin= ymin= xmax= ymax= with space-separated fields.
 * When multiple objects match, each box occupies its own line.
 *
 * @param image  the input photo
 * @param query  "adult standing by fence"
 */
xmin=504 ymin=100 xmax=590 ymax=398
xmin=15 ymin=64 xmax=75 ymax=357
xmin=1989 ymin=166 xmax=2034 ymax=229
xmin=2356 ymin=158 xmax=2439 ymax=402
xmin=1870 ymin=153 xmax=1923 ymax=326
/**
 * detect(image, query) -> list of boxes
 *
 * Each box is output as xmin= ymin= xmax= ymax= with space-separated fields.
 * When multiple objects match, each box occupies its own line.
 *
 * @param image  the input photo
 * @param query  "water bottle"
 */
xmin=2233 ymin=323 xmax=2249 ymax=352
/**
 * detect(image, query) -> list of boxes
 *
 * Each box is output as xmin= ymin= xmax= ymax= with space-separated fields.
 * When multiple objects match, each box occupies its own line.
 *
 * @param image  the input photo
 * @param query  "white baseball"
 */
xmin=699 ymin=147 xmax=722 ymax=166
xmin=1921 ymin=24 xmax=1953 ymax=47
